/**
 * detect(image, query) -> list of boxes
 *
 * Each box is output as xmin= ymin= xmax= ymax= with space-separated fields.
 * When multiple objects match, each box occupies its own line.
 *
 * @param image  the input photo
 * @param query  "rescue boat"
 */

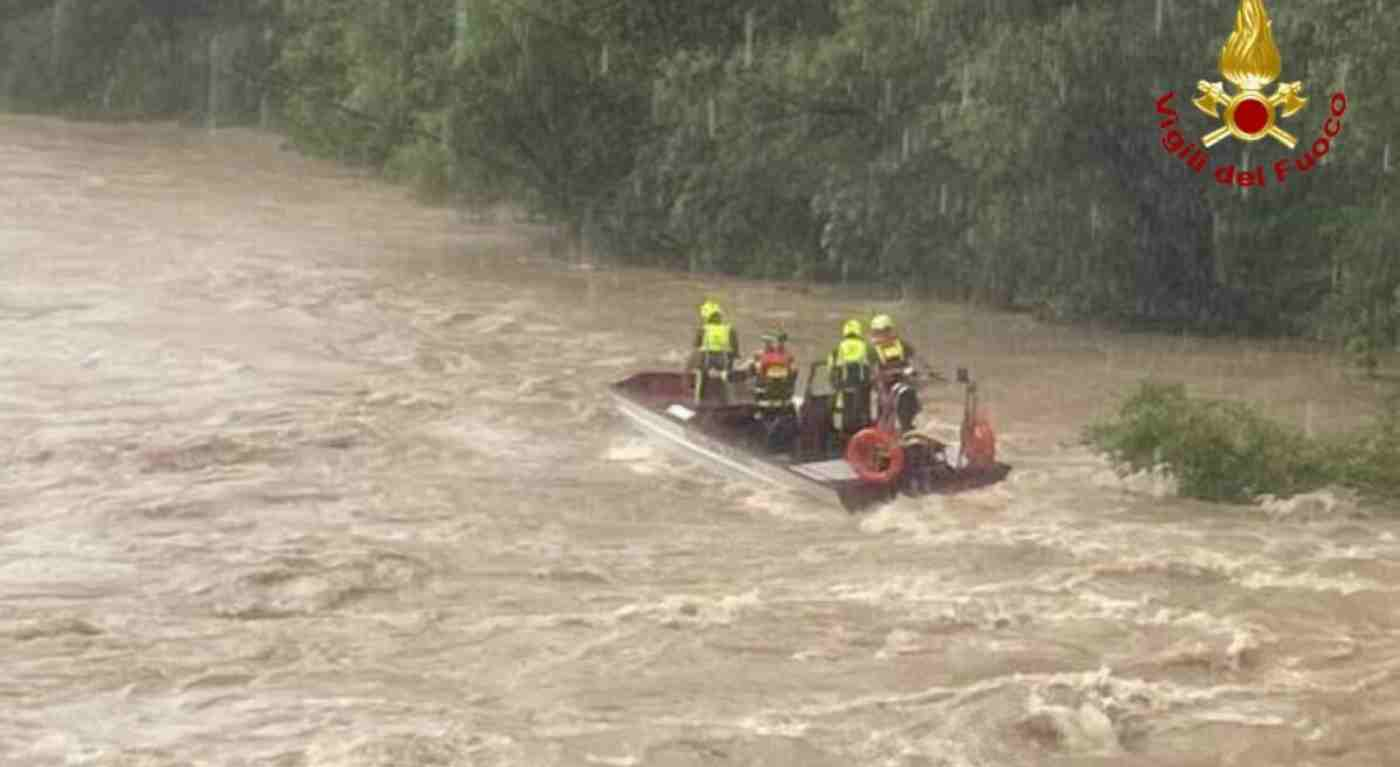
xmin=608 ymin=361 xmax=1011 ymax=512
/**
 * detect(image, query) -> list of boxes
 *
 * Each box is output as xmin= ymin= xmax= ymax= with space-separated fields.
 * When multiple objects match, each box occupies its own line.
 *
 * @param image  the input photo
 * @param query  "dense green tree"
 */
xmin=1 ymin=0 xmax=1394 ymax=360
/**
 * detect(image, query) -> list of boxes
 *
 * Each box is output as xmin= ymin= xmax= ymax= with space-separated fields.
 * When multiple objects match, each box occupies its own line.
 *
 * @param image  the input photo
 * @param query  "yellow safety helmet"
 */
xmin=870 ymin=314 xmax=894 ymax=333
xmin=842 ymin=319 xmax=863 ymax=338
xmin=699 ymin=300 xmax=722 ymax=321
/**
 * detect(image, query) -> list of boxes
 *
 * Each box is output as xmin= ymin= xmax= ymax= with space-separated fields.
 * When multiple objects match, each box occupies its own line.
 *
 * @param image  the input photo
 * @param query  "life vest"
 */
xmin=754 ymin=349 xmax=795 ymax=409
xmin=700 ymin=323 xmax=733 ymax=354
xmin=756 ymin=350 xmax=793 ymax=380
xmin=874 ymin=337 xmax=906 ymax=368
xmin=830 ymin=337 xmax=871 ymax=387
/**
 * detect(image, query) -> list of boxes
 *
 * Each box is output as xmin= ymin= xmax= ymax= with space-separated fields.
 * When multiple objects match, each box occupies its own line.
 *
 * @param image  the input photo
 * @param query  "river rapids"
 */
xmin=2 ymin=116 xmax=1398 ymax=767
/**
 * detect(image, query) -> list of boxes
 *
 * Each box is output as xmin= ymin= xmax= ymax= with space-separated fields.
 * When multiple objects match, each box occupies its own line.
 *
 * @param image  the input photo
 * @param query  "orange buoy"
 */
xmin=961 ymin=417 xmax=997 ymax=469
xmin=958 ymin=377 xmax=997 ymax=470
xmin=845 ymin=427 xmax=906 ymax=484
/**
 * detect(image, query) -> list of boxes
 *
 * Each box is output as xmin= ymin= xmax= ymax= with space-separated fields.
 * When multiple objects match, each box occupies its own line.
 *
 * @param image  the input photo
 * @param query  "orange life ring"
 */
xmin=845 ymin=427 xmax=906 ymax=484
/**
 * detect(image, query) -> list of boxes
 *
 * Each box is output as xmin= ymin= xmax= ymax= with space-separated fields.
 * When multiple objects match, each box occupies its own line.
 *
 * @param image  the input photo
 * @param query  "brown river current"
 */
xmin=2 ymin=116 xmax=1399 ymax=766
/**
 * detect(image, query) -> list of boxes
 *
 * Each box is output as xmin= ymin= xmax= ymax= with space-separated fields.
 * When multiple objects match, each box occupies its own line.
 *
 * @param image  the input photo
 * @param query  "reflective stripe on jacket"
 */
xmin=874 ymin=338 xmax=905 ymax=367
xmin=828 ymin=337 xmax=871 ymax=387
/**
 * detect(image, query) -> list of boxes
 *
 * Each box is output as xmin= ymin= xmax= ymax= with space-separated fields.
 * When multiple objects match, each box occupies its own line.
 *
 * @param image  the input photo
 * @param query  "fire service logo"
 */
xmin=1154 ymin=0 xmax=1347 ymax=189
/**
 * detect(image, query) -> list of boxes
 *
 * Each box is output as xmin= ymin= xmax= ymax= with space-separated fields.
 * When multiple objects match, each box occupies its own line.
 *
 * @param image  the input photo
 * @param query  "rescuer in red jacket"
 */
xmin=750 ymin=332 xmax=797 ymax=414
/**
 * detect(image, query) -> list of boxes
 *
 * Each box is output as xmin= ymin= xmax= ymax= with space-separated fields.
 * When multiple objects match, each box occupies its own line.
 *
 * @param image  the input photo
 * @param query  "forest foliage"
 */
xmin=1 ymin=0 xmax=1396 ymax=361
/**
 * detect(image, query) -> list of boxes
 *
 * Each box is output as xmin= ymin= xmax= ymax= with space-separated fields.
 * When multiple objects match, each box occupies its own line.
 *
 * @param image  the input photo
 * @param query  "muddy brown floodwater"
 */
xmin=2 ymin=115 xmax=1399 ymax=767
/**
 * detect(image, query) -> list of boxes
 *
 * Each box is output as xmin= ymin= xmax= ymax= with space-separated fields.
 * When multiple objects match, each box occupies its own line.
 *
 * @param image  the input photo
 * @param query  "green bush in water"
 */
xmin=1322 ymin=393 xmax=1400 ymax=501
xmin=1085 ymin=382 xmax=1334 ymax=503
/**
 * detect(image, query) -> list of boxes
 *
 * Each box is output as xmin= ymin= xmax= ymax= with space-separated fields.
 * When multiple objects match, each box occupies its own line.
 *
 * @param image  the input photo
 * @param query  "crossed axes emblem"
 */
xmin=1192 ymin=81 xmax=1307 ymax=149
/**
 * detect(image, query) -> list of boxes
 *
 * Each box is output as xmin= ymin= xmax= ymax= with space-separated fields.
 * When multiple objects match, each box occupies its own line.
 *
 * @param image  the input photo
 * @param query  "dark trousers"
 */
xmin=695 ymin=353 xmax=732 ymax=404
xmin=889 ymin=381 xmax=920 ymax=432
xmin=834 ymin=384 xmax=871 ymax=435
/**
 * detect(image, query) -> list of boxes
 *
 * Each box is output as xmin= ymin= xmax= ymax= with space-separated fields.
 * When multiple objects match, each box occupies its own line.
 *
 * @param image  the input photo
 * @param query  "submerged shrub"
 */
xmin=1086 ymin=381 xmax=1335 ymax=504
xmin=1322 ymin=394 xmax=1400 ymax=501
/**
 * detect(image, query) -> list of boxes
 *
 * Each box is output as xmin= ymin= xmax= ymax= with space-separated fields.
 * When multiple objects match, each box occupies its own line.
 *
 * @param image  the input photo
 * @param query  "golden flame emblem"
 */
xmin=1220 ymin=0 xmax=1282 ymax=90
xmin=1192 ymin=0 xmax=1306 ymax=148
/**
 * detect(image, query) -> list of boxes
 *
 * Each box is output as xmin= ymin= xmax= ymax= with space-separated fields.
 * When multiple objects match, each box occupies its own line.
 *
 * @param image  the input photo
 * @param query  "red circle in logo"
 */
xmin=1234 ymin=98 xmax=1269 ymax=135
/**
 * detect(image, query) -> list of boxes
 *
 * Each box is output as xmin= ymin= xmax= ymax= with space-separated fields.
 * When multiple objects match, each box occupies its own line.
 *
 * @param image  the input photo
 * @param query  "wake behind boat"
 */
xmin=609 ymin=362 xmax=1011 ymax=512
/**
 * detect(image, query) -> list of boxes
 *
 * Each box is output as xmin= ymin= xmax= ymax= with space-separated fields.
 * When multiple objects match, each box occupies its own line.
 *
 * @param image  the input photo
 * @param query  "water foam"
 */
xmin=1256 ymin=487 xmax=1363 ymax=521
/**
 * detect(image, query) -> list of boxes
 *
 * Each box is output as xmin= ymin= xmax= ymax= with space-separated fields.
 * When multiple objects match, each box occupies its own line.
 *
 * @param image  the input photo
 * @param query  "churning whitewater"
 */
xmin=2 ymin=117 xmax=1397 ymax=767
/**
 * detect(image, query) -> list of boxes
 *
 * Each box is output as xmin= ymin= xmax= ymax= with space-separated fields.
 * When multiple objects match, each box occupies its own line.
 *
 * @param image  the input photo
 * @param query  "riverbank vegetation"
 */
xmin=1087 ymin=382 xmax=1400 ymax=506
xmin=1 ymin=1 xmax=1395 ymax=358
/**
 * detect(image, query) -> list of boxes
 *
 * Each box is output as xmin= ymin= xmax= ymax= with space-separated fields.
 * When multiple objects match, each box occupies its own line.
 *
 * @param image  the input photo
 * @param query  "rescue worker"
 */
xmin=869 ymin=313 xmax=921 ymax=433
xmin=751 ymin=332 xmax=797 ymax=415
xmin=692 ymin=300 xmax=739 ymax=403
xmin=826 ymin=319 xmax=876 ymax=440
xmin=751 ymin=332 xmax=799 ymax=451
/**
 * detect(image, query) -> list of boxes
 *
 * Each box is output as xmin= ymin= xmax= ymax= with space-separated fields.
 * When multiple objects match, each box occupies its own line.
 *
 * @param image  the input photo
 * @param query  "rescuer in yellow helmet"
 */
xmin=826 ymin=318 xmax=876 ymax=439
xmin=692 ymin=300 xmax=739 ymax=403
xmin=868 ymin=313 xmax=921 ymax=433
